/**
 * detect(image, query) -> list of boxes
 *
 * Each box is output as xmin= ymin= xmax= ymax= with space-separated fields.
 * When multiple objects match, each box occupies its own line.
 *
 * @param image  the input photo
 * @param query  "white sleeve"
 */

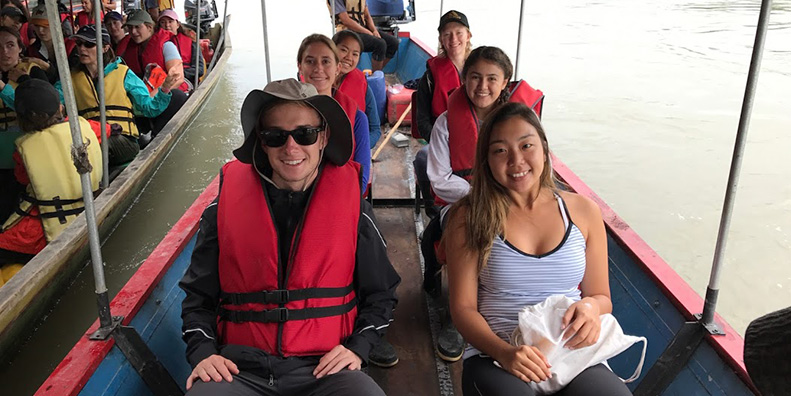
xmin=426 ymin=112 xmax=471 ymax=204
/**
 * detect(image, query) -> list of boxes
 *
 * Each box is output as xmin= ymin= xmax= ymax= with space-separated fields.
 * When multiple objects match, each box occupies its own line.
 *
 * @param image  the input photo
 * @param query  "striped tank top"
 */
xmin=464 ymin=194 xmax=587 ymax=359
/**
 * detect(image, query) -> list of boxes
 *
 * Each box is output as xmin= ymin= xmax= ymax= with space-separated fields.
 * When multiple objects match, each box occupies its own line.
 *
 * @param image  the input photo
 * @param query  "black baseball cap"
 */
xmin=105 ymin=11 xmax=123 ymax=22
xmin=72 ymin=25 xmax=111 ymax=45
xmin=438 ymin=10 xmax=469 ymax=31
xmin=0 ymin=6 xmax=26 ymax=23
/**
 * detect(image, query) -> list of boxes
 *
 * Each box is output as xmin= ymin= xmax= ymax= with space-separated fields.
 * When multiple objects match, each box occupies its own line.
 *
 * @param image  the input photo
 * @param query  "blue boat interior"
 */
xmin=76 ymin=36 xmax=752 ymax=396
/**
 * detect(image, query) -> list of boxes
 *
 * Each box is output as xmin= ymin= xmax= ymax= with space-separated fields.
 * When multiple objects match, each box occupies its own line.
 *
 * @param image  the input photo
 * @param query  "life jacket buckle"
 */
xmin=264 ymin=290 xmax=289 ymax=304
xmin=265 ymin=307 xmax=289 ymax=323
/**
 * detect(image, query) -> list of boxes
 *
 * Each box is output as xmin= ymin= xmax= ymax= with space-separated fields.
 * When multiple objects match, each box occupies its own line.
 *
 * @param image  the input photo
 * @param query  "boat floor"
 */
xmin=366 ymin=131 xmax=463 ymax=395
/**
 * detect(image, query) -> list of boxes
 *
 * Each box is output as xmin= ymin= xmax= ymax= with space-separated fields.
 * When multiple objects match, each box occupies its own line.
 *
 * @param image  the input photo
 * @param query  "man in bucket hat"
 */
xmin=180 ymin=79 xmax=400 ymax=396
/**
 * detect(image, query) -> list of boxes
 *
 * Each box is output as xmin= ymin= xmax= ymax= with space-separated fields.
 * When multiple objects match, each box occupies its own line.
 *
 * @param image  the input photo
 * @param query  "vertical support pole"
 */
xmin=701 ymin=0 xmax=773 ymax=325
xmin=45 ymin=0 xmax=112 ymax=328
xmin=94 ymin=0 xmax=109 ymax=188
xmin=514 ymin=0 xmax=526 ymax=81
xmin=260 ymin=0 xmax=271 ymax=83
xmin=440 ymin=0 xmax=444 ymax=16
xmin=331 ymin=0 xmax=336 ymax=36
xmin=194 ymin=0 xmax=201 ymax=90
xmin=207 ymin=0 xmax=228 ymax=73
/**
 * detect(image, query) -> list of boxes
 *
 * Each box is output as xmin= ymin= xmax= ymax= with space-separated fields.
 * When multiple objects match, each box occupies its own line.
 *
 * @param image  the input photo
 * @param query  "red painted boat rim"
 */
xmin=35 ymin=177 xmax=220 ymax=396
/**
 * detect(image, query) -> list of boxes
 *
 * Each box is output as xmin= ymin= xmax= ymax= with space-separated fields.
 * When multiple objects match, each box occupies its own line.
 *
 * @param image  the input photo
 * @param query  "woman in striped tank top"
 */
xmin=444 ymin=103 xmax=630 ymax=395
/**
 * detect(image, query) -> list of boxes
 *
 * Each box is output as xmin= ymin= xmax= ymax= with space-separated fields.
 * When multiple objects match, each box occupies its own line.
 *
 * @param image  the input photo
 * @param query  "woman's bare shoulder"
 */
xmin=557 ymin=190 xmax=602 ymax=227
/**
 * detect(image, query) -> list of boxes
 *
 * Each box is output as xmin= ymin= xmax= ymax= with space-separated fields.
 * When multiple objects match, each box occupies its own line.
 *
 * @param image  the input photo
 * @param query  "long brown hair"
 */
xmin=461 ymin=46 xmax=514 ymax=105
xmin=447 ymin=102 xmax=557 ymax=271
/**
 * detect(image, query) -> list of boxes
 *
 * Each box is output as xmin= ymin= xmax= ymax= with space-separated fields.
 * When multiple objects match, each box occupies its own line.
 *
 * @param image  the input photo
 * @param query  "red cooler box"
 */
xmin=387 ymin=87 xmax=414 ymax=126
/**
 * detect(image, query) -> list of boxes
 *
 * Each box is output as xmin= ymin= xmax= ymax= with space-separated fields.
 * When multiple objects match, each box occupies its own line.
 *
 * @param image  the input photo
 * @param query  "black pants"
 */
xmin=358 ymin=28 xmax=399 ymax=61
xmin=0 ymin=169 xmax=22 ymax=224
xmin=421 ymin=211 xmax=443 ymax=296
xmin=462 ymin=356 xmax=632 ymax=396
xmin=135 ymin=89 xmax=188 ymax=138
xmin=108 ymin=134 xmax=140 ymax=167
xmin=187 ymin=361 xmax=384 ymax=396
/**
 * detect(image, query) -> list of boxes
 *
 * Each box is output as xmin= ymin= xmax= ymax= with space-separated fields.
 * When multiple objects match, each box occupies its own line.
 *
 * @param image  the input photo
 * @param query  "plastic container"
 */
xmin=366 ymin=70 xmax=386 ymax=123
xmin=387 ymin=86 xmax=414 ymax=126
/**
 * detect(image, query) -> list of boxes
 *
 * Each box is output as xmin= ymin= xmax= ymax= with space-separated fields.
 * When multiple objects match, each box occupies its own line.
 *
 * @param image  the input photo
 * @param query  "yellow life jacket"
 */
xmin=159 ymin=0 xmax=174 ymax=11
xmin=0 ymin=61 xmax=37 ymax=130
xmin=332 ymin=0 xmax=367 ymax=29
xmin=2 ymin=118 xmax=103 ymax=242
xmin=72 ymin=64 xmax=139 ymax=138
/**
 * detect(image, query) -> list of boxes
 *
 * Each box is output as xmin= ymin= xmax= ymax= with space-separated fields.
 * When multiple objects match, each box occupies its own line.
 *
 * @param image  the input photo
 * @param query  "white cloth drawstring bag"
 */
xmin=511 ymin=295 xmax=647 ymax=395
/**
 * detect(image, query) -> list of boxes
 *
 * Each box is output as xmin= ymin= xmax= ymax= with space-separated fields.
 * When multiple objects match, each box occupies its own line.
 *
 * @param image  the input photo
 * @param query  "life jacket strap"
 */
xmin=452 ymin=169 xmax=472 ymax=178
xmin=218 ymin=298 xmax=357 ymax=324
xmin=220 ymin=284 xmax=353 ymax=306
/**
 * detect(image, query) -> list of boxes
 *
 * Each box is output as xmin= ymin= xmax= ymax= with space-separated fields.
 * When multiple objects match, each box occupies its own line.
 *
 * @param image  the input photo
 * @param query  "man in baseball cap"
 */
xmin=180 ymin=79 xmax=400 ymax=396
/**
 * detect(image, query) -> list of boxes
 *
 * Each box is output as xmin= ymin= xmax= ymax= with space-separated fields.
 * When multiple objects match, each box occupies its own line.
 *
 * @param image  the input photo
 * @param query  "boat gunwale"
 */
xmin=34 ymin=176 xmax=220 ymax=396
xmin=551 ymin=154 xmax=754 ymax=390
xmin=0 ymin=17 xmax=233 ymax=363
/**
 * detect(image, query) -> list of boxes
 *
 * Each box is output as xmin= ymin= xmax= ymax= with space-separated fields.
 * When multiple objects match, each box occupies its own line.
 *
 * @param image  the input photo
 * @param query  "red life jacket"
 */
xmin=337 ymin=68 xmax=367 ymax=112
xmin=120 ymin=29 xmax=189 ymax=92
xmin=75 ymin=11 xmax=102 ymax=28
xmin=216 ymin=160 xmax=361 ymax=357
xmin=332 ymin=89 xmax=357 ymax=151
xmin=171 ymin=32 xmax=194 ymax=67
xmin=115 ymin=35 xmax=130 ymax=56
xmin=437 ymin=80 xmax=545 ymax=205
xmin=426 ymin=56 xmax=461 ymax=119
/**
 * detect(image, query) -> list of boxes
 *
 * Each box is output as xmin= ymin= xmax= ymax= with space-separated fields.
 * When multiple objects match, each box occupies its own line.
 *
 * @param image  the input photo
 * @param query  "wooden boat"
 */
xmin=0 ymin=17 xmax=233 ymax=364
xmin=36 ymin=32 xmax=758 ymax=395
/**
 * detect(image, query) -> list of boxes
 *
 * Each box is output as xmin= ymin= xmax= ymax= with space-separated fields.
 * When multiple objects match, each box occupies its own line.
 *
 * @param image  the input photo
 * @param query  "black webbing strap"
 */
xmin=219 ymin=299 xmax=357 ymax=324
xmin=22 ymin=192 xmax=83 ymax=207
xmin=452 ymin=169 xmax=472 ymax=178
xmin=38 ymin=207 xmax=84 ymax=219
xmin=220 ymin=285 xmax=353 ymax=306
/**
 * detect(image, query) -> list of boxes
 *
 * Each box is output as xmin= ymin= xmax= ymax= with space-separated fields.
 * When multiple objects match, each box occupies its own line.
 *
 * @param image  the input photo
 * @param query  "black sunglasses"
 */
xmin=257 ymin=124 xmax=325 ymax=147
xmin=76 ymin=40 xmax=97 ymax=49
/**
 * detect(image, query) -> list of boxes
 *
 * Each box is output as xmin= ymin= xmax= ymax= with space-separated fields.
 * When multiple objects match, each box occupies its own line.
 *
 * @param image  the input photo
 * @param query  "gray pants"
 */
xmin=187 ymin=366 xmax=385 ymax=396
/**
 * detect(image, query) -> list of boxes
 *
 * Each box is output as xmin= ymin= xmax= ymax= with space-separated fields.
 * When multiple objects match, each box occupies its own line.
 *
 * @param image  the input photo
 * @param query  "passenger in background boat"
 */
xmin=104 ymin=11 xmax=127 ymax=53
xmin=297 ymin=34 xmax=371 ymax=194
xmin=0 ymin=79 xmax=102 ymax=268
xmin=26 ymin=5 xmax=63 ymax=84
xmin=444 ymin=102 xmax=630 ymax=395
xmin=58 ymin=25 xmax=179 ymax=168
xmin=332 ymin=30 xmax=381 ymax=148
xmin=157 ymin=9 xmax=205 ymax=86
xmin=180 ymin=79 xmax=400 ymax=396
xmin=0 ymin=26 xmax=49 ymax=223
xmin=146 ymin=0 xmax=174 ymax=22
xmin=74 ymin=0 xmax=104 ymax=29
xmin=329 ymin=0 xmax=399 ymax=72
xmin=414 ymin=9 xmax=472 ymax=219
xmin=118 ymin=9 xmax=190 ymax=94
xmin=423 ymin=46 xmax=545 ymax=363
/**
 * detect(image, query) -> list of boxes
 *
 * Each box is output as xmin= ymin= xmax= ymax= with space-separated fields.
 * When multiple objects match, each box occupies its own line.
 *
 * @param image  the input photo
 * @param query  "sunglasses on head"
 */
xmin=76 ymin=40 xmax=97 ymax=48
xmin=257 ymin=124 xmax=326 ymax=147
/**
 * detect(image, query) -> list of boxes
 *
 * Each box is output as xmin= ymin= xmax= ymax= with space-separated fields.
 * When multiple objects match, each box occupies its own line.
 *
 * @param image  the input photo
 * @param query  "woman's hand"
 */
xmin=313 ymin=344 xmax=362 ymax=379
xmin=185 ymin=354 xmax=240 ymax=390
xmin=497 ymin=345 xmax=552 ymax=383
xmin=23 ymin=57 xmax=49 ymax=70
xmin=561 ymin=297 xmax=602 ymax=349
xmin=161 ymin=68 xmax=181 ymax=93
xmin=8 ymin=67 xmax=28 ymax=82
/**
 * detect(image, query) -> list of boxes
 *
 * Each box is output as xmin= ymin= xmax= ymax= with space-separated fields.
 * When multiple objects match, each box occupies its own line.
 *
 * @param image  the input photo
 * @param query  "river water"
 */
xmin=1 ymin=0 xmax=789 ymax=394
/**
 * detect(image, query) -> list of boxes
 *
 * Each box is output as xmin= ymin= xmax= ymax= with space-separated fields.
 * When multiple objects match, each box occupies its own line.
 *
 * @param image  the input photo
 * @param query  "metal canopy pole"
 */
xmin=514 ymin=0 xmax=526 ymax=81
xmin=260 ymin=0 xmax=271 ymax=83
xmin=94 ymin=0 xmax=109 ymax=188
xmin=44 ymin=0 xmax=112 ymax=328
xmin=701 ymin=0 xmax=773 ymax=326
xmin=440 ymin=0 xmax=444 ymax=16
xmin=331 ymin=0 xmax=336 ymax=36
xmin=207 ymin=0 xmax=228 ymax=73
xmin=194 ymin=0 xmax=201 ymax=90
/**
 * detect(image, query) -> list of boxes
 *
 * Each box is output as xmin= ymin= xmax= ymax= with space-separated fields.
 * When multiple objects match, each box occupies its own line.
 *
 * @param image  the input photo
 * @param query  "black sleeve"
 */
xmin=179 ymin=173 xmax=222 ymax=368
xmin=415 ymin=68 xmax=436 ymax=142
xmin=342 ymin=200 xmax=401 ymax=364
